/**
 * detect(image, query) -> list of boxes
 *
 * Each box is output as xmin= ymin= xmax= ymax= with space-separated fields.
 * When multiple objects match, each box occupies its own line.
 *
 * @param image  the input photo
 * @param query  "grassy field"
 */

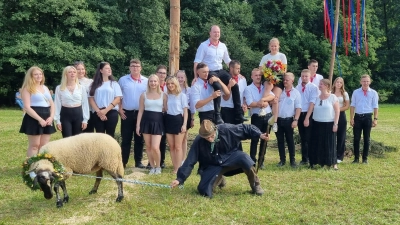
xmin=0 ymin=105 xmax=399 ymax=225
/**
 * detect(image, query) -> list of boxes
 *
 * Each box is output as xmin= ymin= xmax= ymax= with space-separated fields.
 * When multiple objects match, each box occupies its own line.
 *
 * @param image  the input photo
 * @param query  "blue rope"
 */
xmin=359 ymin=0 xmax=365 ymax=50
xmin=351 ymin=0 xmax=356 ymax=52
xmin=66 ymin=173 xmax=184 ymax=189
xmin=329 ymin=0 xmax=335 ymax=43
xmin=335 ymin=52 xmax=343 ymax=77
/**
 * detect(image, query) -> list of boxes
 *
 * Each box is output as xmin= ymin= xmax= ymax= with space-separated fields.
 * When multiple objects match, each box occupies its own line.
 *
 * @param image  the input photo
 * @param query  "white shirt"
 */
xmin=259 ymin=52 xmax=287 ymax=67
xmin=312 ymin=94 xmax=338 ymax=122
xmin=30 ymin=86 xmax=52 ymax=107
xmin=295 ymin=82 xmax=319 ymax=112
xmin=182 ymin=87 xmax=196 ymax=114
xmin=278 ymin=87 xmax=302 ymax=118
xmin=144 ymin=92 xmax=164 ymax=112
xmin=350 ymin=87 xmax=379 ymax=114
xmin=54 ymin=84 xmax=90 ymax=124
xmin=79 ymin=77 xmax=93 ymax=94
xmin=118 ymin=74 xmax=148 ymax=110
xmin=336 ymin=92 xmax=349 ymax=107
xmin=191 ymin=78 xmax=214 ymax=112
xmin=221 ymin=76 xmax=247 ymax=108
xmin=90 ymin=81 xmax=122 ymax=112
xmin=244 ymin=83 xmax=274 ymax=115
xmin=167 ymin=93 xmax=188 ymax=116
xmin=194 ymin=39 xmax=231 ymax=71
xmin=297 ymin=74 xmax=324 ymax=86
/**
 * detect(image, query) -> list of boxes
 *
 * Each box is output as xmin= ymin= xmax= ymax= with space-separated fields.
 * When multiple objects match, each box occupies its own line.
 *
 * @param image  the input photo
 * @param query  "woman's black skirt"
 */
xmin=19 ymin=106 xmax=56 ymax=135
xmin=165 ymin=114 xmax=184 ymax=134
xmin=310 ymin=120 xmax=337 ymax=167
xmin=140 ymin=110 xmax=164 ymax=135
xmin=186 ymin=110 xmax=192 ymax=130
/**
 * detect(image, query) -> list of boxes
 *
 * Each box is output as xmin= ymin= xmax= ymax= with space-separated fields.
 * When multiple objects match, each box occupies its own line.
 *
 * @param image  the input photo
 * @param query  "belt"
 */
xmin=278 ymin=117 xmax=293 ymax=121
xmin=124 ymin=109 xmax=139 ymax=113
xmin=355 ymin=113 xmax=372 ymax=117
xmin=253 ymin=112 xmax=272 ymax=117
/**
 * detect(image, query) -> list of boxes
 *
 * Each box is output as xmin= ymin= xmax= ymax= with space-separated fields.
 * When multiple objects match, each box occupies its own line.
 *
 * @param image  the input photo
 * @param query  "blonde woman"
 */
xmin=136 ymin=74 xmax=167 ymax=175
xmin=332 ymin=77 xmax=349 ymax=163
xmin=259 ymin=37 xmax=288 ymax=132
xmin=19 ymin=66 xmax=56 ymax=157
xmin=176 ymin=70 xmax=195 ymax=164
xmin=165 ymin=76 xmax=188 ymax=174
xmin=54 ymin=66 xmax=90 ymax=137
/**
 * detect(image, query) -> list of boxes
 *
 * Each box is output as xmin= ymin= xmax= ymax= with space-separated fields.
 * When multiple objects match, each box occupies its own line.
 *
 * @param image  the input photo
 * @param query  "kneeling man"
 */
xmin=170 ymin=120 xmax=269 ymax=197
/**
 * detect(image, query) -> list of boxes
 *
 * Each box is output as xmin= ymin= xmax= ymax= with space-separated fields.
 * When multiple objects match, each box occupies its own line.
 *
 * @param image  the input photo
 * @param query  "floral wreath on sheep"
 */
xmin=21 ymin=153 xmax=65 ymax=191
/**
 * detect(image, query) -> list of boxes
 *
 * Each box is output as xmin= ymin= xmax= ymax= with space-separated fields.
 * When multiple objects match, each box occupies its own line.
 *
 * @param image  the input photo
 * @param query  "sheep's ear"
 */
xmin=51 ymin=172 xmax=59 ymax=179
xmin=32 ymin=176 xmax=38 ymax=188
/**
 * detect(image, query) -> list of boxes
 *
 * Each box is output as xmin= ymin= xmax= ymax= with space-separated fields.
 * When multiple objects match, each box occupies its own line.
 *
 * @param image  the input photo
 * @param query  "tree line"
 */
xmin=0 ymin=0 xmax=399 ymax=105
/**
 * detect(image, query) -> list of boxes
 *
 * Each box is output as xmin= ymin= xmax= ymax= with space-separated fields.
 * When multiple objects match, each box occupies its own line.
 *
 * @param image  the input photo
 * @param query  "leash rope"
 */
xmin=64 ymin=172 xmax=184 ymax=189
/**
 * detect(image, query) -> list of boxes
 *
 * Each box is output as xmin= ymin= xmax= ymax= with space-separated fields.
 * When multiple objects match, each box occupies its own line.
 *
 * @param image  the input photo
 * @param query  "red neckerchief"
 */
xmin=310 ymin=74 xmax=316 ymax=83
xmin=301 ymin=83 xmax=306 ymax=92
xmin=160 ymin=83 xmax=165 ymax=92
xmin=203 ymin=80 xmax=208 ymax=89
xmin=131 ymin=75 xmax=141 ymax=83
xmin=232 ymin=75 xmax=239 ymax=84
xmin=286 ymin=89 xmax=291 ymax=97
xmin=363 ymin=89 xmax=367 ymax=96
xmin=208 ymin=40 xmax=220 ymax=47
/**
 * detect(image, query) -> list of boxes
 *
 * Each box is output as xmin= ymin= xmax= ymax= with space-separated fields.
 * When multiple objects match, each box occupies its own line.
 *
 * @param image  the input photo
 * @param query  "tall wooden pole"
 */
xmin=328 ymin=0 xmax=340 ymax=83
xmin=169 ymin=0 xmax=180 ymax=76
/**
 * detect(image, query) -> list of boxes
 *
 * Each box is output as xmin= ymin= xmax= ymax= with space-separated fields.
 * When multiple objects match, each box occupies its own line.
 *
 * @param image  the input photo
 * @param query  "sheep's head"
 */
xmin=32 ymin=170 xmax=58 ymax=199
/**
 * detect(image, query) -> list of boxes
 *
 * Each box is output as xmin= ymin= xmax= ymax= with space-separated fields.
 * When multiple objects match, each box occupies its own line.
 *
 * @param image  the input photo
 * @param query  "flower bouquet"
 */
xmin=258 ymin=60 xmax=286 ymax=116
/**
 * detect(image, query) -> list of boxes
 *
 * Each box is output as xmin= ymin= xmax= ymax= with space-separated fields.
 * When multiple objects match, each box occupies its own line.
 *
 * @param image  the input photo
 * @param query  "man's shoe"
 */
xmin=160 ymin=162 xmax=166 ymax=169
xmin=277 ymin=161 xmax=286 ymax=167
xmin=260 ymin=163 xmax=265 ymax=170
xmin=362 ymin=159 xmax=368 ymax=164
xmin=146 ymin=163 xmax=151 ymax=169
xmin=135 ymin=163 xmax=145 ymax=168
xmin=214 ymin=113 xmax=224 ymax=124
xmin=352 ymin=159 xmax=360 ymax=164
xmin=299 ymin=160 xmax=309 ymax=166
xmin=252 ymin=184 xmax=264 ymax=196
xmin=290 ymin=162 xmax=298 ymax=168
xmin=235 ymin=114 xmax=248 ymax=123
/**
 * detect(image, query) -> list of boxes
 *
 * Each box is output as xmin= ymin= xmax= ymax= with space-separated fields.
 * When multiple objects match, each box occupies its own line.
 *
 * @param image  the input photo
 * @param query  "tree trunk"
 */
xmin=169 ymin=0 xmax=180 ymax=76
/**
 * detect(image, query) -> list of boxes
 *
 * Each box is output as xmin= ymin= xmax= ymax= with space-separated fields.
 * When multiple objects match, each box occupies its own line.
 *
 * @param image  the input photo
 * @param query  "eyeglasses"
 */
xmin=130 ymin=65 xmax=141 ymax=68
xmin=319 ymin=100 xmax=322 ymax=106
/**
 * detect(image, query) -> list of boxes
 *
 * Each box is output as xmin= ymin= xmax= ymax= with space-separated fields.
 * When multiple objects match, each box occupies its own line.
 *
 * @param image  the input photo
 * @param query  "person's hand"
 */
xmin=350 ymin=119 xmax=355 ymax=127
xmin=304 ymin=118 xmax=309 ymax=127
xmin=56 ymin=124 xmax=62 ymax=131
xmin=292 ymin=120 xmax=298 ymax=128
xmin=81 ymin=123 xmax=87 ymax=130
xmin=181 ymin=125 xmax=187 ymax=133
xmin=100 ymin=115 xmax=107 ymax=121
xmin=119 ymin=109 xmax=127 ymax=120
xmin=333 ymin=124 xmax=338 ymax=132
xmin=191 ymin=77 xmax=197 ymax=86
xmin=372 ymin=120 xmax=377 ymax=127
xmin=260 ymin=133 xmax=270 ymax=141
xmin=136 ymin=126 xmax=141 ymax=136
xmin=45 ymin=117 xmax=53 ymax=126
xmin=100 ymin=108 xmax=108 ymax=116
xmin=242 ymin=104 xmax=248 ymax=113
xmin=38 ymin=119 xmax=47 ymax=127
xmin=170 ymin=180 xmax=180 ymax=188
xmin=228 ymin=78 xmax=237 ymax=88
xmin=208 ymin=76 xmax=220 ymax=85
xmin=212 ymin=90 xmax=222 ymax=99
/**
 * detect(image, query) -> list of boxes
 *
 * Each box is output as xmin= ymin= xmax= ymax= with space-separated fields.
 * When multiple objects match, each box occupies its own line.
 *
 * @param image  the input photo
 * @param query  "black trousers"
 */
xmin=275 ymin=117 xmax=296 ymax=163
xmin=209 ymin=70 xmax=242 ymax=115
xmin=83 ymin=111 xmax=96 ymax=133
xmin=120 ymin=110 xmax=144 ymax=166
xmin=353 ymin=114 xmax=372 ymax=160
xmin=221 ymin=107 xmax=238 ymax=124
xmin=250 ymin=113 xmax=272 ymax=163
xmin=298 ymin=112 xmax=313 ymax=162
xmin=198 ymin=111 xmax=214 ymax=124
xmin=60 ymin=106 xmax=83 ymax=138
xmin=160 ymin=133 xmax=166 ymax=164
xmin=336 ymin=111 xmax=347 ymax=160
xmin=94 ymin=109 xmax=119 ymax=137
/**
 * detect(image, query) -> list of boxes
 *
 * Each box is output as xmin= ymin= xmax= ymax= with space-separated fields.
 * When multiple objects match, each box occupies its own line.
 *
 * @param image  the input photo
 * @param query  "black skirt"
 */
xmin=140 ymin=110 xmax=164 ymax=135
xmin=186 ymin=110 xmax=192 ymax=130
xmin=165 ymin=114 xmax=184 ymax=134
xmin=310 ymin=120 xmax=337 ymax=166
xmin=19 ymin=106 xmax=56 ymax=135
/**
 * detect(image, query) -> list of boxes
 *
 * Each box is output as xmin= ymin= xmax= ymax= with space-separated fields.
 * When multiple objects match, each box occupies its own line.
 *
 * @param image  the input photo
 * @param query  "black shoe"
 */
xmin=123 ymin=164 xmax=127 ymax=169
xmin=290 ymin=162 xmax=298 ymax=168
xmin=352 ymin=159 xmax=360 ymax=164
xmin=214 ymin=114 xmax=224 ymax=124
xmin=135 ymin=163 xmax=145 ymax=168
xmin=277 ymin=161 xmax=286 ymax=167
xmin=299 ymin=160 xmax=309 ymax=166
xmin=251 ymin=184 xmax=264 ymax=196
xmin=260 ymin=163 xmax=265 ymax=170
xmin=362 ymin=159 xmax=368 ymax=164
xmin=197 ymin=168 xmax=204 ymax=175
xmin=235 ymin=114 xmax=248 ymax=123
xmin=160 ymin=162 xmax=166 ymax=169
xmin=146 ymin=163 xmax=151 ymax=169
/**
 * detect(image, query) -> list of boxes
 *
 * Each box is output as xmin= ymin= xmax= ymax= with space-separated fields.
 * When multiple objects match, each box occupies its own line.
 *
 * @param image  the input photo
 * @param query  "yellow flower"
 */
xmin=37 ymin=154 xmax=42 ymax=157
xmin=44 ymin=154 xmax=50 ymax=159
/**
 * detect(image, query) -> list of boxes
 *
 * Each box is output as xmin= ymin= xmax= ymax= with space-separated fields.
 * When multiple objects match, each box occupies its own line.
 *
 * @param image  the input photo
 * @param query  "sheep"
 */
xmin=27 ymin=133 xmax=124 ymax=208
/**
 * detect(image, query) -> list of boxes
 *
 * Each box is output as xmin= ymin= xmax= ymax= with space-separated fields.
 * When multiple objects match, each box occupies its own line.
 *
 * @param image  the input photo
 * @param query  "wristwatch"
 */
xmin=293 ymin=118 xmax=298 ymax=121
xmin=374 ymin=118 xmax=378 ymax=120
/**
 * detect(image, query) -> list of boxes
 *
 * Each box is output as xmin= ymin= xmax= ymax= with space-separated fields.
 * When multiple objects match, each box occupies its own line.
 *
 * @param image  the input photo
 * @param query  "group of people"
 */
xmin=18 ymin=24 xmax=379 ymax=198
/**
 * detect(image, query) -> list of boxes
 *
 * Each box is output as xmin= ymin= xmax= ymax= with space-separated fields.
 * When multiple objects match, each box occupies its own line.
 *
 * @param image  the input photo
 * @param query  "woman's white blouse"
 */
xmin=167 ymin=93 xmax=188 ymax=115
xmin=54 ymin=84 xmax=90 ymax=124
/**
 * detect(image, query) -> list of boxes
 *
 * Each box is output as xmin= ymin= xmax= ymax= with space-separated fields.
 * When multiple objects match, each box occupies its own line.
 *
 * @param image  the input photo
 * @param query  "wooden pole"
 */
xmin=169 ymin=0 xmax=180 ymax=76
xmin=328 ymin=0 xmax=340 ymax=83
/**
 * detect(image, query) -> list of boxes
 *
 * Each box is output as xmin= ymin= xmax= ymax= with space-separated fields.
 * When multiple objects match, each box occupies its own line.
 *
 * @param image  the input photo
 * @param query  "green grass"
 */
xmin=1 ymin=105 xmax=400 ymax=224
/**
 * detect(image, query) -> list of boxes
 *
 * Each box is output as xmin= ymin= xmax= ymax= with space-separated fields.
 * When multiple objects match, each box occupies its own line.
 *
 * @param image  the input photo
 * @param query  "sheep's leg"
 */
xmin=60 ymin=180 xmax=69 ymax=203
xmin=108 ymin=171 xmax=124 ymax=202
xmin=54 ymin=182 xmax=63 ymax=208
xmin=89 ymin=170 xmax=102 ymax=195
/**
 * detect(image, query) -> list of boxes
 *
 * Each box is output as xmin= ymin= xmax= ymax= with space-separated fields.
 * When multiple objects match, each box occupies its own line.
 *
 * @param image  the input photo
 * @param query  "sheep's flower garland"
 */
xmin=21 ymin=153 xmax=65 ymax=191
